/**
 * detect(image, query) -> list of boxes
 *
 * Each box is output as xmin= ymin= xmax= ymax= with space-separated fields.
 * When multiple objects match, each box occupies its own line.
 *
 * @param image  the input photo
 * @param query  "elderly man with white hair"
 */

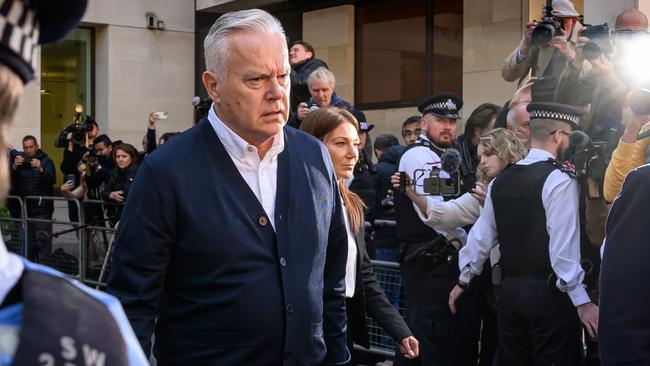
xmin=292 ymin=67 xmax=352 ymax=127
xmin=107 ymin=8 xmax=351 ymax=365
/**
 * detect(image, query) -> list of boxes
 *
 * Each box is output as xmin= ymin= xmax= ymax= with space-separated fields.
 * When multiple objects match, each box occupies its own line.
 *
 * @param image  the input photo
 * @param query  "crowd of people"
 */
xmin=0 ymin=0 xmax=650 ymax=366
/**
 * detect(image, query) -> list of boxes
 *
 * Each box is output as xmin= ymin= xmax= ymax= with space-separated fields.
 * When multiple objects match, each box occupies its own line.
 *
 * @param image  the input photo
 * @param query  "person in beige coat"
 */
xmin=501 ymin=0 xmax=584 ymax=84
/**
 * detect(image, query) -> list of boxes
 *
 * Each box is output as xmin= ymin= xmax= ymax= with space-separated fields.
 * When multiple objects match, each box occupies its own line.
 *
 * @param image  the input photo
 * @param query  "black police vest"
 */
xmin=395 ymin=139 xmax=456 ymax=243
xmin=491 ymin=160 xmax=558 ymax=278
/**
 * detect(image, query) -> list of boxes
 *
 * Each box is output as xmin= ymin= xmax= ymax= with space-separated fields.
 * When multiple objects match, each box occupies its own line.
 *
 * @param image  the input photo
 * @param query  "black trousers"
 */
xmin=396 ymin=242 xmax=481 ymax=366
xmin=496 ymin=277 xmax=583 ymax=366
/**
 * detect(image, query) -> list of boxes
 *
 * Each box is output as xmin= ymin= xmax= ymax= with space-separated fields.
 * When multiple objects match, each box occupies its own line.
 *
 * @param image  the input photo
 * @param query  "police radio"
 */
xmin=399 ymin=148 xmax=462 ymax=197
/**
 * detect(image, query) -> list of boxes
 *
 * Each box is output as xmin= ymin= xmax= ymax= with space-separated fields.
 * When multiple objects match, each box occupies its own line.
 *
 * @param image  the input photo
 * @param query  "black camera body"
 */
xmin=581 ymin=23 xmax=611 ymax=60
xmin=398 ymin=168 xmax=460 ymax=197
xmin=66 ymin=120 xmax=94 ymax=146
xmin=532 ymin=17 xmax=563 ymax=47
xmin=422 ymin=169 xmax=460 ymax=196
xmin=572 ymin=140 xmax=609 ymax=181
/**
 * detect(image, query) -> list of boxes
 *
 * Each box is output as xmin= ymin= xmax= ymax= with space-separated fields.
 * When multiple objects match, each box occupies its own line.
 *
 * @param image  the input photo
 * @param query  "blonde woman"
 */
xmin=392 ymin=128 xmax=527 ymax=230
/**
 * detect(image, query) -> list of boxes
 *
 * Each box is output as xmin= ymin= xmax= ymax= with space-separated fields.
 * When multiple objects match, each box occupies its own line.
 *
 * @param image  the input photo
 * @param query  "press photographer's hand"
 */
xmin=550 ymin=28 xmax=576 ymax=62
xmin=519 ymin=21 xmax=538 ymax=56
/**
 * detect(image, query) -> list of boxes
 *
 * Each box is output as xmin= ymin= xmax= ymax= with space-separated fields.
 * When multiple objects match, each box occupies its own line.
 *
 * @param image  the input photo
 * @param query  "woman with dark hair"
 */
xmin=101 ymin=143 xmax=140 ymax=223
xmin=457 ymin=103 xmax=500 ymax=191
xmin=300 ymin=107 xmax=419 ymax=363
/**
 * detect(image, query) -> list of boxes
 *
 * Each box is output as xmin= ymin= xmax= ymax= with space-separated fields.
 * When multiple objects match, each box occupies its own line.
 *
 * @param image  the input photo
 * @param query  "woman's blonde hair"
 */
xmin=300 ymin=107 xmax=366 ymax=234
xmin=476 ymin=128 xmax=527 ymax=183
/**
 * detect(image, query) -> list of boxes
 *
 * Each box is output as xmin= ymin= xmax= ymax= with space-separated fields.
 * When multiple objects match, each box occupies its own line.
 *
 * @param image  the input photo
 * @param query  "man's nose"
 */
xmin=266 ymin=78 xmax=283 ymax=100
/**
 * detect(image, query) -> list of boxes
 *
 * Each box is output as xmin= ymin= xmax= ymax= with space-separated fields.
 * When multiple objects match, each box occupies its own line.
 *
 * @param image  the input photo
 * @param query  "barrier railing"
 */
xmin=3 ymin=197 xmax=405 ymax=357
xmin=2 ymin=195 xmax=26 ymax=256
xmin=23 ymin=196 xmax=84 ymax=279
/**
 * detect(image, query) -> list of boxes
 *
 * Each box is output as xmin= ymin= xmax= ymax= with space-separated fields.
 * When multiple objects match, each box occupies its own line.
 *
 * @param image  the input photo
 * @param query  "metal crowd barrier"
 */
xmin=1 ymin=196 xmax=120 ymax=287
xmin=354 ymin=259 xmax=405 ymax=358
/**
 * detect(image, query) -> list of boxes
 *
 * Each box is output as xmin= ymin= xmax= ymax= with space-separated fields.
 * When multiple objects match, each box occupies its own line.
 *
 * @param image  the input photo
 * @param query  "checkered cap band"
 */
xmin=423 ymin=99 xmax=457 ymax=114
xmin=0 ymin=0 xmax=39 ymax=70
xmin=528 ymin=109 xmax=581 ymax=125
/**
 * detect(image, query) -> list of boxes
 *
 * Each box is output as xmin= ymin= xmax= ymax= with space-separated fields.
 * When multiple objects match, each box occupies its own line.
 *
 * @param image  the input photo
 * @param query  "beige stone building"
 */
xmin=12 ymin=0 xmax=650 ymax=185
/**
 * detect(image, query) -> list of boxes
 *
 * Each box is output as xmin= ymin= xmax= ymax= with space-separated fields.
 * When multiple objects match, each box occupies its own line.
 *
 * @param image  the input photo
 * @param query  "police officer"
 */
xmin=449 ymin=102 xmax=599 ymax=365
xmin=394 ymin=93 xmax=481 ymax=365
xmin=0 ymin=0 xmax=148 ymax=364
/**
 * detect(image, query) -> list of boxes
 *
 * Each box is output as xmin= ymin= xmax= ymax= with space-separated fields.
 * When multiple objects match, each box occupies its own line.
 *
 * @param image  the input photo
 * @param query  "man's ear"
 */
xmin=202 ymin=71 xmax=220 ymax=103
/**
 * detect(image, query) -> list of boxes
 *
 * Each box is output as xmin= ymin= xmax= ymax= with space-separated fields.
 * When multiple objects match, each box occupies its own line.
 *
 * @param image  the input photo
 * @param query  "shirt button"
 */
xmin=286 ymin=304 xmax=294 ymax=314
xmin=280 ymin=257 xmax=287 ymax=267
xmin=247 ymin=146 xmax=254 ymax=152
xmin=258 ymin=216 xmax=268 ymax=226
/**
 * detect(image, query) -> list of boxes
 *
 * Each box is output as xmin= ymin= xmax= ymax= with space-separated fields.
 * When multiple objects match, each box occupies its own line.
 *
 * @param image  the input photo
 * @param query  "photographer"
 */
xmin=101 ymin=143 xmax=139 ymax=224
xmin=501 ymin=0 xmax=584 ymax=98
xmin=289 ymin=67 xmax=352 ymax=128
xmin=289 ymin=40 xmax=328 ymax=114
xmin=57 ymin=115 xmax=99 ymax=173
xmin=9 ymin=136 xmax=55 ymax=261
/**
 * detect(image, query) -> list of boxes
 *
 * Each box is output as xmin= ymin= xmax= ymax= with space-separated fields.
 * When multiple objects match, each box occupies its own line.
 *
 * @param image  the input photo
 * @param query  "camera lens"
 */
xmin=582 ymin=42 xmax=602 ymax=61
xmin=532 ymin=23 xmax=556 ymax=46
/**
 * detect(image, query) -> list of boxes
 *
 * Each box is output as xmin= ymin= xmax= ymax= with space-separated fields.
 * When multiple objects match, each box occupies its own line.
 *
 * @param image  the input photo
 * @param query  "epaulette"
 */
xmin=546 ymin=158 xmax=577 ymax=178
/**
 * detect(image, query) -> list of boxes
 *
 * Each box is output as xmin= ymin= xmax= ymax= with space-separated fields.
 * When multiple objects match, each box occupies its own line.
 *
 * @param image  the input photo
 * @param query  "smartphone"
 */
xmin=65 ymin=174 xmax=76 ymax=187
xmin=155 ymin=111 xmax=168 ymax=120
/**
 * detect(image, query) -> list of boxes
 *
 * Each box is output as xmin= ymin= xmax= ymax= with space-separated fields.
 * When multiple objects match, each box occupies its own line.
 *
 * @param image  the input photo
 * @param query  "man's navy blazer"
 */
xmin=600 ymin=164 xmax=650 ymax=365
xmin=107 ymin=119 xmax=350 ymax=365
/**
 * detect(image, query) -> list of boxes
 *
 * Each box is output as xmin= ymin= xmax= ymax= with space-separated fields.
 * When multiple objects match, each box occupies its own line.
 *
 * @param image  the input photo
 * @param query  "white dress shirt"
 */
xmin=340 ymin=195 xmax=358 ymax=298
xmin=458 ymin=148 xmax=590 ymax=307
xmin=208 ymin=105 xmax=284 ymax=229
xmin=398 ymin=134 xmax=467 ymax=246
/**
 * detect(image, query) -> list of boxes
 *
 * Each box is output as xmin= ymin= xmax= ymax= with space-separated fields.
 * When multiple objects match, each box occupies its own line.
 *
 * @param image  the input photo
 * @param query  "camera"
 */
xmin=57 ymin=104 xmax=95 ymax=149
xmin=531 ymin=0 xmax=562 ymax=47
xmin=397 ymin=168 xmax=460 ymax=197
xmin=581 ymin=23 xmax=611 ymax=60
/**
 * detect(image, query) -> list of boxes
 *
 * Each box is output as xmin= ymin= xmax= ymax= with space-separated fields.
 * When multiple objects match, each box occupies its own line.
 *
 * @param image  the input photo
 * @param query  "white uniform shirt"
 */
xmin=458 ymin=148 xmax=590 ymax=307
xmin=397 ymin=134 xmax=467 ymax=245
xmin=208 ymin=105 xmax=284 ymax=229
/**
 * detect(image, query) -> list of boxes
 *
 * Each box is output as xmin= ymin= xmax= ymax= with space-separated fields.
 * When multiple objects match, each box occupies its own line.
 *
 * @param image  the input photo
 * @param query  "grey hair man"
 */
xmin=296 ymin=66 xmax=352 ymax=121
xmin=107 ymin=8 xmax=351 ymax=365
xmin=506 ymin=103 xmax=531 ymax=145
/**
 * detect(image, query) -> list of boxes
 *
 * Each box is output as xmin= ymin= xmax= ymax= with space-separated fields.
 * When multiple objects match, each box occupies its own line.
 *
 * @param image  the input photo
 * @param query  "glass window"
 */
xmin=355 ymin=0 xmax=463 ymax=108
xmin=40 ymin=27 xmax=93 ymax=185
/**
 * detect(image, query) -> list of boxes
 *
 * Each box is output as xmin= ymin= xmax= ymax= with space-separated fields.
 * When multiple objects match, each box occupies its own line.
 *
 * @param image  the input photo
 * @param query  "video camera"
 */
xmin=581 ymin=23 xmax=611 ymax=60
xmin=60 ymin=104 xmax=95 ymax=147
xmin=531 ymin=0 xmax=562 ymax=47
xmin=398 ymin=148 xmax=461 ymax=197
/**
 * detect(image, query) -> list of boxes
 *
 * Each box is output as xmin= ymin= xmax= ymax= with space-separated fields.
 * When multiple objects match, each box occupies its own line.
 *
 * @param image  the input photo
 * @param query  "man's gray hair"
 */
xmin=307 ymin=67 xmax=335 ymax=88
xmin=203 ymin=9 xmax=285 ymax=77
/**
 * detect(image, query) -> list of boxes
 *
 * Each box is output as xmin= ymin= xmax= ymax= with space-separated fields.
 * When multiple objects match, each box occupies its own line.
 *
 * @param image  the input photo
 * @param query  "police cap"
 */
xmin=0 ymin=0 xmax=87 ymax=83
xmin=526 ymin=102 xmax=582 ymax=130
xmin=418 ymin=93 xmax=463 ymax=120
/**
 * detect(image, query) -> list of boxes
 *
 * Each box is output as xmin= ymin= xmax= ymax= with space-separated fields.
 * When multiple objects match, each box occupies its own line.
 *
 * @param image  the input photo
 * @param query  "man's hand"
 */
xmin=577 ymin=302 xmax=599 ymax=339
xmin=471 ymin=182 xmax=487 ymax=206
xmin=109 ymin=191 xmax=125 ymax=203
xmin=398 ymin=336 xmax=419 ymax=359
xmin=297 ymin=102 xmax=310 ymax=120
xmin=549 ymin=28 xmax=576 ymax=62
xmin=12 ymin=155 xmax=24 ymax=170
xmin=621 ymin=93 xmax=650 ymax=143
xmin=30 ymin=158 xmax=42 ymax=172
xmin=519 ymin=21 xmax=538 ymax=57
xmin=148 ymin=112 xmax=159 ymax=128
xmin=448 ymin=284 xmax=465 ymax=315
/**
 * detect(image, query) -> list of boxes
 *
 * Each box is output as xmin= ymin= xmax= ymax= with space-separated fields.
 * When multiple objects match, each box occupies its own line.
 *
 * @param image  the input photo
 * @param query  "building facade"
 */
xmin=11 ymin=0 xmax=648 ymax=185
